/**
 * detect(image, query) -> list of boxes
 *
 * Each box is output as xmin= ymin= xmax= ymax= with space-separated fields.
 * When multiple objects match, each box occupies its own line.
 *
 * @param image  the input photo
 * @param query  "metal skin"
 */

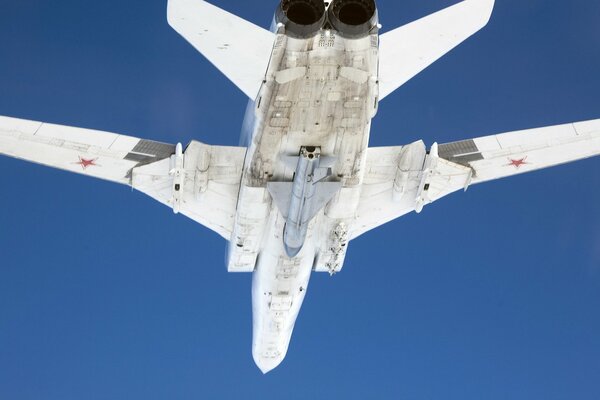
xmin=266 ymin=146 xmax=340 ymax=257
xmin=227 ymin=5 xmax=379 ymax=372
xmin=283 ymin=147 xmax=326 ymax=257
xmin=4 ymin=0 xmax=600 ymax=376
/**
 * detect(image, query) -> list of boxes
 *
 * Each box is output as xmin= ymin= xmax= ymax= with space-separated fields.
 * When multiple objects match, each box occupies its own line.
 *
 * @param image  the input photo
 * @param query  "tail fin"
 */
xmin=167 ymin=0 xmax=276 ymax=99
xmin=378 ymin=0 xmax=495 ymax=100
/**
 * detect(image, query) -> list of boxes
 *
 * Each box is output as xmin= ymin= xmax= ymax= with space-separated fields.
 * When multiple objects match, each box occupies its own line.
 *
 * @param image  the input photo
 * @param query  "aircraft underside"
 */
xmin=239 ymin=26 xmax=378 ymax=371
xmin=0 ymin=0 xmax=599 ymax=373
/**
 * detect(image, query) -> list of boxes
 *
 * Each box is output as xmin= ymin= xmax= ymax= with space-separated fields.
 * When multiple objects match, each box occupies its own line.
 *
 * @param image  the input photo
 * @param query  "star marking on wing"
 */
xmin=506 ymin=156 xmax=529 ymax=169
xmin=75 ymin=156 xmax=99 ymax=170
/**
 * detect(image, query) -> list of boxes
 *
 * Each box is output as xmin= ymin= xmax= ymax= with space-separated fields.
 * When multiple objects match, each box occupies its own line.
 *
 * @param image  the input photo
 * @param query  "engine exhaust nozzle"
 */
xmin=327 ymin=0 xmax=378 ymax=38
xmin=276 ymin=0 xmax=327 ymax=38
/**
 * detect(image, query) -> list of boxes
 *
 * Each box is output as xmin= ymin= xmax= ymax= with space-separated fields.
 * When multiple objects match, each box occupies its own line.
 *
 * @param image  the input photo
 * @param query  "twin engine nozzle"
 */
xmin=276 ymin=0 xmax=378 ymax=39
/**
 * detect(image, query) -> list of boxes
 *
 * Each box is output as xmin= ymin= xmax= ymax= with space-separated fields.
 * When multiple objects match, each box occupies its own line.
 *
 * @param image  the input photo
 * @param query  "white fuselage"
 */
xmin=227 ymin=28 xmax=379 ymax=372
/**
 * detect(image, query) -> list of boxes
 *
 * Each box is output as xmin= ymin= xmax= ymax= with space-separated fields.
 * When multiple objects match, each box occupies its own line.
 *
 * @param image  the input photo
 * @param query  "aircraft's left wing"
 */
xmin=0 ymin=116 xmax=172 ymax=184
xmin=351 ymin=118 xmax=600 ymax=239
xmin=0 ymin=116 xmax=246 ymax=239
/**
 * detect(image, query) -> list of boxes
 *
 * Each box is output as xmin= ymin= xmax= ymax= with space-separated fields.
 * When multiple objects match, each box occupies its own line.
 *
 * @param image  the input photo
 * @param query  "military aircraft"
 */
xmin=1 ymin=0 xmax=598 ymax=373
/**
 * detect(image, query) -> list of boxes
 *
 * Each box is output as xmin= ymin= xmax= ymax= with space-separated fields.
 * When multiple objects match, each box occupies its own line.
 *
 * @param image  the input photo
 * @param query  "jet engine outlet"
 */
xmin=276 ymin=0 xmax=327 ymax=38
xmin=327 ymin=0 xmax=378 ymax=38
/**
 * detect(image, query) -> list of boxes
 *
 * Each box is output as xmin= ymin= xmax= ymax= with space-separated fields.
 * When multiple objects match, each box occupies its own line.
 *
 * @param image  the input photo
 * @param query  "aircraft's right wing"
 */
xmin=351 ymin=119 xmax=600 ymax=239
xmin=167 ymin=0 xmax=276 ymax=100
xmin=378 ymin=0 xmax=495 ymax=100
xmin=436 ymin=119 xmax=600 ymax=185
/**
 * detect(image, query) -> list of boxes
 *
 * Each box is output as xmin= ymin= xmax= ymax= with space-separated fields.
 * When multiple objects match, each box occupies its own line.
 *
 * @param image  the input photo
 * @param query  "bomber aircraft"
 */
xmin=1 ymin=0 xmax=599 ymax=373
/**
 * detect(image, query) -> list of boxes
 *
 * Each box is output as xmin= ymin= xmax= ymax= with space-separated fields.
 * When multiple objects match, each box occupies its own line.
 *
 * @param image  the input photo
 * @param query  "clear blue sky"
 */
xmin=1 ymin=0 xmax=599 ymax=398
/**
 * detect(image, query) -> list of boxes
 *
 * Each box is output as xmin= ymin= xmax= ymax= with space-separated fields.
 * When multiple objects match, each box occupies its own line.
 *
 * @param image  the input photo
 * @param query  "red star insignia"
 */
xmin=75 ymin=156 xmax=99 ymax=170
xmin=506 ymin=156 xmax=529 ymax=169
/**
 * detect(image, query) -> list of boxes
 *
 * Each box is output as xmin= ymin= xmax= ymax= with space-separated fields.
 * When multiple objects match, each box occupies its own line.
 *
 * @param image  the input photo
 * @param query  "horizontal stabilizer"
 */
xmin=378 ymin=0 xmax=495 ymax=100
xmin=167 ymin=0 xmax=276 ymax=99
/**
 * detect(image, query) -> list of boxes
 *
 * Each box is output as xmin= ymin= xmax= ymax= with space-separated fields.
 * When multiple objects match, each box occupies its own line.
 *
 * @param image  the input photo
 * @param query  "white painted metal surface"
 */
xmin=0 ymin=116 xmax=246 ymax=239
xmin=378 ymin=0 xmax=495 ymax=99
xmin=167 ymin=0 xmax=276 ymax=100
xmin=1 ymin=0 xmax=599 ymax=373
xmin=353 ymin=119 xmax=600 ymax=239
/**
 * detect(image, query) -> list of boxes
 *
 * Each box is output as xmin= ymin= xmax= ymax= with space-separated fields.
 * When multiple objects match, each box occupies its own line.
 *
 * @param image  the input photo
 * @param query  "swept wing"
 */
xmin=353 ymin=119 xmax=600 ymax=238
xmin=0 ymin=116 xmax=245 ymax=239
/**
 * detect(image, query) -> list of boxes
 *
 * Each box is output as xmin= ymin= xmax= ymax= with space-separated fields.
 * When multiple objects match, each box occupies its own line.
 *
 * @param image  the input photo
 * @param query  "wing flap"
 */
xmin=0 ymin=115 xmax=173 ymax=185
xmin=350 ymin=118 xmax=600 ymax=239
xmin=439 ymin=119 xmax=600 ymax=184
xmin=133 ymin=141 xmax=246 ymax=239
xmin=350 ymin=144 xmax=422 ymax=239
xmin=0 ymin=115 xmax=246 ymax=240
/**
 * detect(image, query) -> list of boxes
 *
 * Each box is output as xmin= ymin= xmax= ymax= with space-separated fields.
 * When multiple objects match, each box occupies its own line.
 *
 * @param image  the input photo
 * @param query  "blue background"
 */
xmin=1 ymin=0 xmax=599 ymax=398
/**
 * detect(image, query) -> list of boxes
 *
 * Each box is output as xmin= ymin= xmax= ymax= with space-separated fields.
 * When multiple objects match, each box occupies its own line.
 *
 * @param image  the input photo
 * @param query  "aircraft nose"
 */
xmin=253 ymin=353 xmax=285 ymax=374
